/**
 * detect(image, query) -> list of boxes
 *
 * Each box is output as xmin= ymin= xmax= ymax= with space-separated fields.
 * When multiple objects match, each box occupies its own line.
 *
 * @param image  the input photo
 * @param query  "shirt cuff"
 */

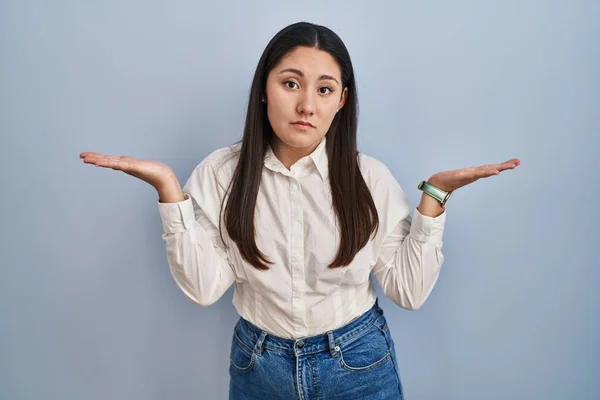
xmin=409 ymin=207 xmax=446 ymax=243
xmin=158 ymin=194 xmax=196 ymax=233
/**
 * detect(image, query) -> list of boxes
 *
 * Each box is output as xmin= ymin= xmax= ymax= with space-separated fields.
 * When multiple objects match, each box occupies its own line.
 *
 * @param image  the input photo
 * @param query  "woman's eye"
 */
xmin=319 ymin=87 xmax=334 ymax=94
xmin=284 ymin=81 xmax=298 ymax=89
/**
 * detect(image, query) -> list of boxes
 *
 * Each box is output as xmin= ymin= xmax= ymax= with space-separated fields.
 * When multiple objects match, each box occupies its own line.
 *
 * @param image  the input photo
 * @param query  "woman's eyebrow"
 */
xmin=279 ymin=68 xmax=340 ymax=85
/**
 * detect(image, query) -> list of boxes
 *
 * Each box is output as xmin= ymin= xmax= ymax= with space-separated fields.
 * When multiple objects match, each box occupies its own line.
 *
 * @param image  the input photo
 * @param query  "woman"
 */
xmin=81 ymin=22 xmax=519 ymax=400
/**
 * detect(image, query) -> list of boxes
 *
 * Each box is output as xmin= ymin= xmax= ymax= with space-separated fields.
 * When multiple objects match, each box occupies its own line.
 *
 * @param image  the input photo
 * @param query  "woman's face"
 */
xmin=265 ymin=46 xmax=347 ymax=159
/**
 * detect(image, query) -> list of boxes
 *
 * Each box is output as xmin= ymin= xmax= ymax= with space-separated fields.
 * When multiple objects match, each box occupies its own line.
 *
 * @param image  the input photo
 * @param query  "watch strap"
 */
xmin=418 ymin=180 xmax=452 ymax=207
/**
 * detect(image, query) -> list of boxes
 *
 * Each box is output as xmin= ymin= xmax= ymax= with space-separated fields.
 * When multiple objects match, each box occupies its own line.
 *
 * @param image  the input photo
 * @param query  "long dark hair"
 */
xmin=221 ymin=22 xmax=379 ymax=270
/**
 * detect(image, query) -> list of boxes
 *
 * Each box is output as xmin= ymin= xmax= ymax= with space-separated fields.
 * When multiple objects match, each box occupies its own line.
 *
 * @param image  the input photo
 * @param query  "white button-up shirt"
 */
xmin=158 ymin=137 xmax=446 ymax=339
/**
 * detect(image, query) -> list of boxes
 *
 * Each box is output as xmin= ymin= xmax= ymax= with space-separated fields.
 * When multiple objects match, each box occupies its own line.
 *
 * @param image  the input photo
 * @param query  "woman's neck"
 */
xmin=271 ymin=137 xmax=322 ymax=170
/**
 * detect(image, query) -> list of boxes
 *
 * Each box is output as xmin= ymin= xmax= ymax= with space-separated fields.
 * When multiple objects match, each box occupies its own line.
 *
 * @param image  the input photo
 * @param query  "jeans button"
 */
xmin=296 ymin=340 xmax=304 ymax=349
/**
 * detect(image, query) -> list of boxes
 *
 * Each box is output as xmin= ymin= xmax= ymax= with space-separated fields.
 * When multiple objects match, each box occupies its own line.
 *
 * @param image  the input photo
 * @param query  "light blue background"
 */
xmin=1 ymin=1 xmax=598 ymax=399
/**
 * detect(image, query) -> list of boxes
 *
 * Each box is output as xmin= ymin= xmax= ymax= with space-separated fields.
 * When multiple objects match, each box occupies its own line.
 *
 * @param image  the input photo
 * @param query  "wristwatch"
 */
xmin=417 ymin=180 xmax=453 ymax=208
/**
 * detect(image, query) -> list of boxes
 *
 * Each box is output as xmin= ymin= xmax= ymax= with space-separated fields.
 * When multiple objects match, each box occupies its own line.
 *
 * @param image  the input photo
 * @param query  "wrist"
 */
xmin=417 ymin=178 xmax=453 ymax=210
xmin=427 ymin=176 xmax=450 ymax=192
xmin=417 ymin=192 xmax=445 ymax=217
xmin=157 ymin=175 xmax=185 ymax=203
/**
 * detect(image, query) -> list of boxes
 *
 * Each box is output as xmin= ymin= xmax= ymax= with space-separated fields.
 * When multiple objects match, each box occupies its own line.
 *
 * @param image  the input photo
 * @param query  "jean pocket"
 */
xmin=337 ymin=320 xmax=392 ymax=373
xmin=229 ymin=332 xmax=257 ymax=373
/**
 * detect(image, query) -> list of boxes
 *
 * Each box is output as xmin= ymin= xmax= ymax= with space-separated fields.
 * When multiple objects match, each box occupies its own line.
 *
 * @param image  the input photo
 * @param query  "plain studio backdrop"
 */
xmin=1 ymin=1 xmax=598 ymax=399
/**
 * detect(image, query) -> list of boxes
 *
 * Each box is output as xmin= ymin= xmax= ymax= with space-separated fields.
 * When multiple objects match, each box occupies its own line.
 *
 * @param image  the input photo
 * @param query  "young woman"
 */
xmin=81 ymin=21 xmax=519 ymax=400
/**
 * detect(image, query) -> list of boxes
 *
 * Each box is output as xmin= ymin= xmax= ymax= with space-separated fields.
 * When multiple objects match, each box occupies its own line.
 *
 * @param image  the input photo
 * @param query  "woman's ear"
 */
xmin=337 ymin=87 xmax=348 ymax=112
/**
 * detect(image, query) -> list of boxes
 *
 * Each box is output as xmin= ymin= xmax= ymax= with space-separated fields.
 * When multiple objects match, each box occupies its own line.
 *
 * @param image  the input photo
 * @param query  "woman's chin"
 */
xmin=276 ymin=131 xmax=323 ymax=149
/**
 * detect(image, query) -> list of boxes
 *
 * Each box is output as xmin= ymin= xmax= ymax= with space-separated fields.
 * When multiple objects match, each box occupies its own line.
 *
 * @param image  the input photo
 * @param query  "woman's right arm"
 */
xmin=80 ymin=152 xmax=237 ymax=307
xmin=157 ymin=162 xmax=237 ymax=307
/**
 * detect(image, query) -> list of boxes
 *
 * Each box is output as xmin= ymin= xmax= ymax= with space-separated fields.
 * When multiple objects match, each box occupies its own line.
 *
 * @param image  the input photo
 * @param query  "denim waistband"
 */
xmin=236 ymin=299 xmax=385 ymax=357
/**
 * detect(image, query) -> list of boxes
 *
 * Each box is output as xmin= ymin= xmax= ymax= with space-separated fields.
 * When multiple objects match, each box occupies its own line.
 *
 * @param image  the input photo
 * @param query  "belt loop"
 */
xmin=327 ymin=330 xmax=338 ymax=357
xmin=254 ymin=331 xmax=268 ymax=356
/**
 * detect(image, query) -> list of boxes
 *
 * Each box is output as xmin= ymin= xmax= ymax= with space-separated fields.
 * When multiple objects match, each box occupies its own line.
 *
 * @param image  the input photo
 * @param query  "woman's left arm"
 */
xmin=372 ymin=158 xmax=520 ymax=310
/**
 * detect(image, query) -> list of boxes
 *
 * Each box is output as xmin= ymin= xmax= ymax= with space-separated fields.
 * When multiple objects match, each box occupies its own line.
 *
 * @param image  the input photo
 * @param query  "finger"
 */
xmin=499 ymin=158 xmax=520 ymax=170
xmin=474 ymin=164 xmax=500 ymax=178
xmin=96 ymin=156 xmax=137 ymax=172
xmin=81 ymin=155 xmax=106 ymax=165
xmin=81 ymin=153 xmax=110 ymax=164
xmin=487 ymin=159 xmax=520 ymax=173
xmin=454 ymin=167 xmax=482 ymax=184
xmin=81 ymin=154 xmax=137 ymax=171
xmin=80 ymin=152 xmax=111 ymax=159
xmin=81 ymin=153 xmax=110 ymax=166
xmin=481 ymin=159 xmax=521 ymax=176
xmin=83 ymin=155 xmax=121 ymax=170
xmin=80 ymin=153 xmax=133 ymax=161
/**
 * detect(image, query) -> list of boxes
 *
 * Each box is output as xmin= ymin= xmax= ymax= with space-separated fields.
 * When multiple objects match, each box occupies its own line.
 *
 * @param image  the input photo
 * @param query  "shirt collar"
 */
xmin=264 ymin=136 xmax=329 ymax=180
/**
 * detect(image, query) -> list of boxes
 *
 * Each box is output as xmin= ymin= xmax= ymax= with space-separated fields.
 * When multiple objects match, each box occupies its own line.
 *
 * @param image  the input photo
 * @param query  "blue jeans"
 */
xmin=228 ymin=299 xmax=404 ymax=399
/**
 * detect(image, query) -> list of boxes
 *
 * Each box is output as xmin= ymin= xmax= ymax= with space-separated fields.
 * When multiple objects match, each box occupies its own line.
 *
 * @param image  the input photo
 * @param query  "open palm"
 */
xmin=429 ymin=158 xmax=521 ymax=192
xmin=79 ymin=152 xmax=175 ymax=189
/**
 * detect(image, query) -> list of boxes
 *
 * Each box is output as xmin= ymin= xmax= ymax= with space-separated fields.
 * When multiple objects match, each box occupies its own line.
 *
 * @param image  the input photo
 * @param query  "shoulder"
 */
xmin=195 ymin=142 xmax=241 ymax=175
xmin=185 ymin=142 xmax=241 ymax=192
xmin=358 ymin=152 xmax=412 ymax=228
xmin=197 ymin=142 xmax=241 ymax=171
xmin=358 ymin=152 xmax=399 ymax=188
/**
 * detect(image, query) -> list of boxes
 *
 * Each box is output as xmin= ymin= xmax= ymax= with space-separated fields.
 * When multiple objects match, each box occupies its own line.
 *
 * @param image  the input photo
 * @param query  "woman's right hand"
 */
xmin=79 ymin=152 xmax=185 ymax=202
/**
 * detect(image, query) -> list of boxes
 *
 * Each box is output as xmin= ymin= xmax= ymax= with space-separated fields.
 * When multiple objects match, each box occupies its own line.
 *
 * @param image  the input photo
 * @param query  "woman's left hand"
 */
xmin=428 ymin=158 xmax=521 ymax=193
